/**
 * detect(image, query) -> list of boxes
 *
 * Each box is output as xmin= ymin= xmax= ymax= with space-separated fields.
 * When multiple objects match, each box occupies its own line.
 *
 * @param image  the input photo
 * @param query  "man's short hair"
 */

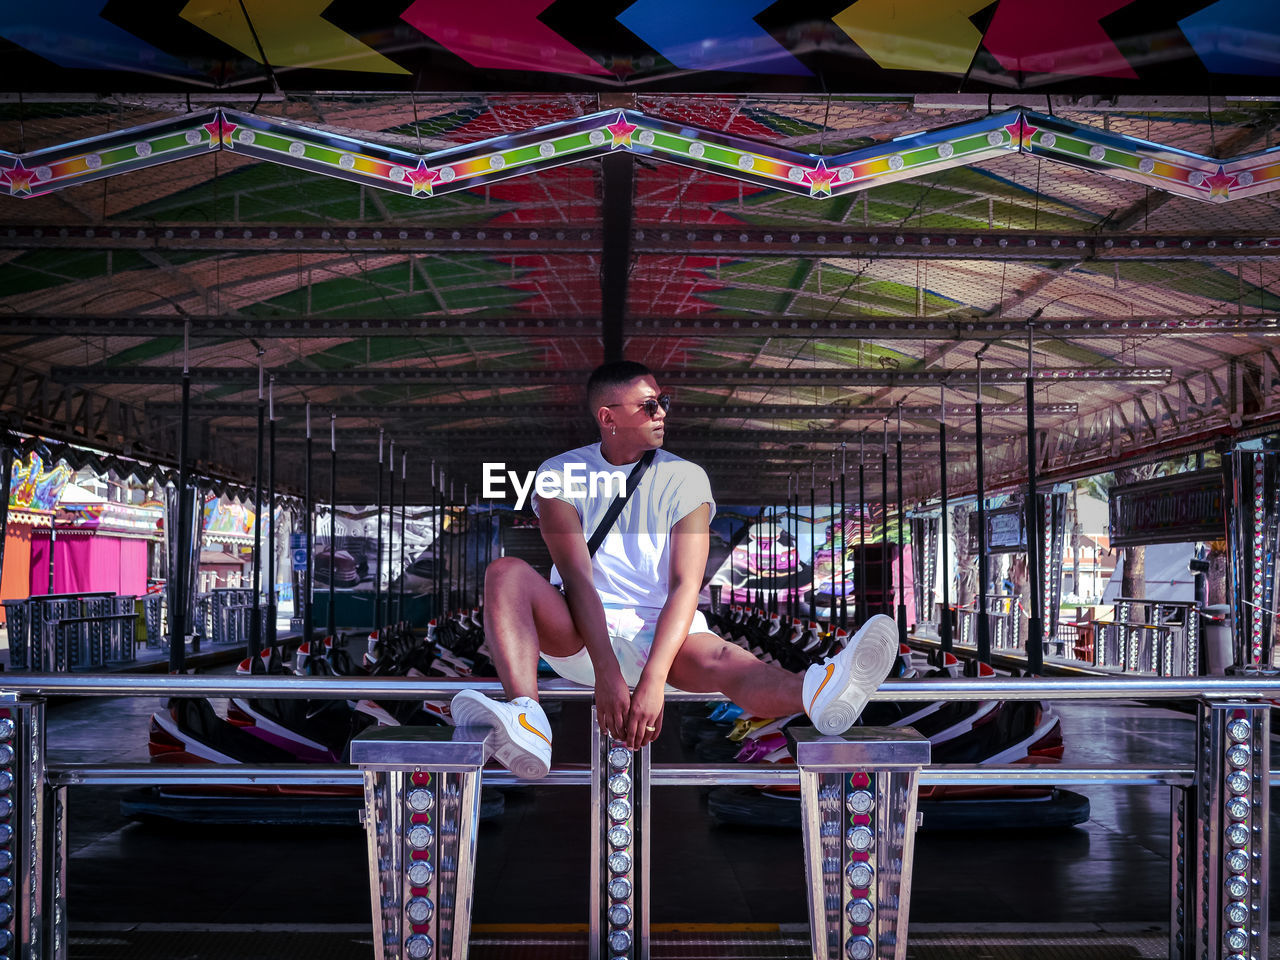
xmin=587 ymin=360 xmax=653 ymax=410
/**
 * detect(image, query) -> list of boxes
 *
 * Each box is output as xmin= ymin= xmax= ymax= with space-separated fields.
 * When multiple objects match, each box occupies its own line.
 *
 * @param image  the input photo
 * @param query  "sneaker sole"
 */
xmin=450 ymin=691 xmax=551 ymax=780
xmin=811 ymin=615 xmax=900 ymax=735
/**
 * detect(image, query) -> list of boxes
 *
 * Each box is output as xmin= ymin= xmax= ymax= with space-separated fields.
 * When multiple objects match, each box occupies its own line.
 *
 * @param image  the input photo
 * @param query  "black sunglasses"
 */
xmin=607 ymin=393 xmax=671 ymax=418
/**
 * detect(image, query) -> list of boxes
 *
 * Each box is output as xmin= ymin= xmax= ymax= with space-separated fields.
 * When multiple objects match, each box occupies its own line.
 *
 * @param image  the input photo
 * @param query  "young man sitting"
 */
xmin=452 ymin=361 xmax=898 ymax=776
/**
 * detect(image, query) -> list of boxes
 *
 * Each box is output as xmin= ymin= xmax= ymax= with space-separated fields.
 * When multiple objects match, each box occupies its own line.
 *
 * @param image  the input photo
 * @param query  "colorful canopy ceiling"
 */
xmin=0 ymin=1 xmax=1277 ymax=93
xmin=1 ymin=93 xmax=1279 ymax=505
xmin=4 ymin=106 xmax=1280 ymax=204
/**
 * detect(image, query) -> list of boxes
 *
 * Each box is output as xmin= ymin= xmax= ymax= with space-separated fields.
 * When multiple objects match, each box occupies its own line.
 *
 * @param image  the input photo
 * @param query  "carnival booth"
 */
xmin=0 ymin=451 xmax=71 ymax=622
xmin=28 ymin=484 xmax=162 ymax=599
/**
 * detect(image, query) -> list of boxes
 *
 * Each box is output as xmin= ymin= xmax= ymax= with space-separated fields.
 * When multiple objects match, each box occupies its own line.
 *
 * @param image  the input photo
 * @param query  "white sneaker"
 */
xmin=449 ymin=689 xmax=553 ymax=779
xmin=802 ymin=614 xmax=899 ymax=735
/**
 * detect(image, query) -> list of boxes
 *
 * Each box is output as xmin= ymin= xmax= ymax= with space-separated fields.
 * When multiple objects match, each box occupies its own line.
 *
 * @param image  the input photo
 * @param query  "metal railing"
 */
xmin=0 ymin=673 xmax=1275 ymax=960
xmin=3 ymin=594 xmax=138 ymax=670
xmin=945 ymin=598 xmax=1212 ymax=677
xmin=2 ymin=673 xmax=1279 ymax=701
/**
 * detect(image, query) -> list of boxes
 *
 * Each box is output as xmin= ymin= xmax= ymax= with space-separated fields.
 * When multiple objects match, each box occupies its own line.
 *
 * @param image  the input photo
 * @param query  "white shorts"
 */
xmin=541 ymin=606 xmax=711 ymax=690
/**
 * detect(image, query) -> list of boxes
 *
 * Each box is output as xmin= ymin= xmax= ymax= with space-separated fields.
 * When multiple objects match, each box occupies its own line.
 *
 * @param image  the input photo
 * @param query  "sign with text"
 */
xmin=1108 ymin=469 xmax=1226 ymax=547
xmin=967 ymin=504 xmax=1026 ymax=554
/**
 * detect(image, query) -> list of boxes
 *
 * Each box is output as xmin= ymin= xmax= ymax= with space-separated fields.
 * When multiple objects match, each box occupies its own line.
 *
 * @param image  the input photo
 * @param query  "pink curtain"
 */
xmin=58 ymin=537 xmax=93 ymax=594
xmin=117 ymin=539 xmax=148 ymax=595
xmin=27 ymin=534 xmax=49 ymax=596
xmin=29 ymin=533 xmax=151 ymax=597
xmin=89 ymin=536 xmax=121 ymax=593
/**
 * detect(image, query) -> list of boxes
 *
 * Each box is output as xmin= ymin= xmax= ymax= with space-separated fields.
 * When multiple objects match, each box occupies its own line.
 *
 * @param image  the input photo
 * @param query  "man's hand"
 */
xmin=623 ymin=676 xmax=665 ymax=750
xmin=594 ymin=670 xmax=632 ymax=742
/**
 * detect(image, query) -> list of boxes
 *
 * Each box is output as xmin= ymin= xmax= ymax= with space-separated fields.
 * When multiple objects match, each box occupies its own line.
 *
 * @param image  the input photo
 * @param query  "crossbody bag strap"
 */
xmin=585 ymin=449 xmax=656 ymax=557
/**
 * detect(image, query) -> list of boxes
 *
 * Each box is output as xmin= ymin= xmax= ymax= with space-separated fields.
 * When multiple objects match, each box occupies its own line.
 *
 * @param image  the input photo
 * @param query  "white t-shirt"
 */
xmin=531 ymin=443 xmax=715 ymax=612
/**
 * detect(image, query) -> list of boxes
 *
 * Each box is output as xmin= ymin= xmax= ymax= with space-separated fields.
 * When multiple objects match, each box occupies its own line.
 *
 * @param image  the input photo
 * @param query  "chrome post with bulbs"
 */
xmin=351 ymin=726 xmax=495 ymax=960
xmin=788 ymin=726 xmax=930 ymax=960
xmin=589 ymin=709 xmax=648 ymax=960
xmin=1175 ymin=701 xmax=1270 ymax=960
xmin=0 ymin=694 xmax=58 ymax=959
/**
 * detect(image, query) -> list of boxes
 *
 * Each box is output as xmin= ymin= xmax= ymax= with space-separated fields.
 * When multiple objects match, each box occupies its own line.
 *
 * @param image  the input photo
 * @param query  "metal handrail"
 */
xmin=3 ymin=674 xmax=1279 ymax=701
xmin=49 ymin=761 xmax=1236 ymax=789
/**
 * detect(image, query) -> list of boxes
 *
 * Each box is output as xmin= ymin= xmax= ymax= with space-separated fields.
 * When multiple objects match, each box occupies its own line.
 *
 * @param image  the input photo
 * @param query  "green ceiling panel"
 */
xmin=116 ymin=162 xmax=494 ymax=225
xmin=243 ymin=256 xmax=531 ymax=318
xmin=0 ymin=249 xmax=153 ymax=297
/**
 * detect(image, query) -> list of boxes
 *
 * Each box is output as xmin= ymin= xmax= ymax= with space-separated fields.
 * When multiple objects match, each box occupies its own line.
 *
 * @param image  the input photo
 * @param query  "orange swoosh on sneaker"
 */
xmin=518 ymin=713 xmax=551 ymax=746
xmin=808 ymin=663 xmax=835 ymax=716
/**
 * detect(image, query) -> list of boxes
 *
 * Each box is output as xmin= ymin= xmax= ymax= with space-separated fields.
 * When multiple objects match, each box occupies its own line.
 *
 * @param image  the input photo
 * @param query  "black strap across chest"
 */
xmin=585 ymin=449 xmax=656 ymax=557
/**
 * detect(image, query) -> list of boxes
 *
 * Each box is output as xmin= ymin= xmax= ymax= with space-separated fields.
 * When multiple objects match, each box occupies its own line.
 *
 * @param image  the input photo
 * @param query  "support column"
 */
xmin=590 ymin=707 xmax=649 ymax=960
xmin=1228 ymin=446 xmax=1278 ymax=670
xmin=0 ymin=696 xmax=50 ymax=959
xmin=352 ymin=727 xmax=493 ymax=960
xmin=1183 ymin=701 xmax=1270 ymax=960
xmin=790 ymin=727 xmax=930 ymax=960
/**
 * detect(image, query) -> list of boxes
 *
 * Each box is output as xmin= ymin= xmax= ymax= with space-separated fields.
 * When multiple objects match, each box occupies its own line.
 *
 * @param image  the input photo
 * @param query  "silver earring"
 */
xmin=611 ymin=425 xmax=616 ymax=436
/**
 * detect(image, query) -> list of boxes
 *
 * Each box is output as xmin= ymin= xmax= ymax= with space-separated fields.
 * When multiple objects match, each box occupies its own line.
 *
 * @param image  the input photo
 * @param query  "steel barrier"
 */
xmin=0 ymin=675 xmax=1275 ymax=960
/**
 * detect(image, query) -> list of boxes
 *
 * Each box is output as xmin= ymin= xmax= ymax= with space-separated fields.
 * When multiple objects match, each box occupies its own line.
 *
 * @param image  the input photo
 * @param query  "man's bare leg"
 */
xmin=481 ymin=556 xmax=585 ymax=701
xmin=666 ymin=632 xmax=805 ymax=718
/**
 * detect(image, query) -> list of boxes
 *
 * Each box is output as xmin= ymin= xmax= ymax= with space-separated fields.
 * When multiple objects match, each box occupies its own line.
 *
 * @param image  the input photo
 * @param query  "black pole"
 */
xmin=431 ymin=464 xmax=440 ymax=619
xmin=895 ymin=413 xmax=908 ymax=646
xmin=388 ymin=441 xmax=396 ymax=624
xmin=170 ymin=362 xmax=191 ymax=672
xmin=938 ymin=409 xmax=953 ymax=654
xmin=374 ymin=430 xmax=384 ymax=634
xmin=450 ymin=482 xmax=458 ymax=613
xmin=856 ymin=436 xmax=867 ymax=626
xmin=473 ymin=493 xmax=482 ymax=610
xmin=809 ymin=464 xmax=816 ymax=623
xmin=303 ymin=403 xmax=314 ymax=647
xmin=778 ymin=481 xmax=788 ymax=624
xmin=975 ymin=376 xmax=991 ymax=664
xmin=880 ymin=422 xmax=890 ymax=617
xmin=0 ymin=429 xmax=12 ymax=606
xmin=1025 ymin=374 xmax=1044 ymax=674
xmin=267 ymin=377 xmax=277 ymax=648
xmin=828 ymin=453 xmax=836 ymax=628
xmin=839 ymin=444 xmax=848 ymax=629
xmin=46 ymin=504 xmax=57 ymax=594
xmin=461 ymin=484 xmax=469 ymax=615
xmin=326 ymin=413 xmax=337 ymax=641
xmin=250 ymin=362 xmax=264 ymax=659
xmin=747 ymin=506 xmax=757 ymax=611
xmin=399 ymin=453 xmax=407 ymax=625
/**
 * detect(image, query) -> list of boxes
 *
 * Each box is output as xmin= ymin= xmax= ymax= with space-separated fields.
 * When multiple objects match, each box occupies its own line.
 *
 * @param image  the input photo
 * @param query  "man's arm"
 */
xmin=623 ymin=502 xmax=710 ymax=748
xmin=537 ymin=497 xmax=632 ymax=738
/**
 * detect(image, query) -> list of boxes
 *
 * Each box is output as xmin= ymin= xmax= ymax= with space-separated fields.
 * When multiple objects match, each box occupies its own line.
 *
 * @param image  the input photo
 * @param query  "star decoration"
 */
xmin=605 ymin=112 xmax=638 ymax=149
xmin=1204 ymin=165 xmax=1237 ymax=200
xmin=0 ymin=158 xmax=37 ymax=196
xmin=203 ymin=111 xmax=238 ymax=149
xmin=803 ymin=158 xmax=838 ymax=197
xmin=403 ymin=159 xmax=440 ymax=197
xmin=1004 ymin=117 xmax=1039 ymax=150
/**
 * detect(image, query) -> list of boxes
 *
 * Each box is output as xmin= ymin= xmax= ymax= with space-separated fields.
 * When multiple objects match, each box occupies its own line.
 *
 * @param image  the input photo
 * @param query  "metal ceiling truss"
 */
xmin=7 ymin=225 xmax=1280 ymax=261
xmin=11 ymin=316 xmax=1278 ymax=341
xmin=146 ymin=401 xmax=1076 ymax=421
xmin=211 ymin=425 xmax=978 ymax=450
xmin=5 ymin=107 xmax=1280 ymax=207
xmin=56 ymin=365 xmax=1172 ymax=387
xmin=0 ymin=356 xmax=151 ymax=449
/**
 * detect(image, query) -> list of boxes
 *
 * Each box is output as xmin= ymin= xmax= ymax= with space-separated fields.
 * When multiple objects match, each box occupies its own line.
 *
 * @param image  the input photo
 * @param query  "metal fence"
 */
xmin=0 ymin=674 xmax=1274 ymax=960
xmin=945 ymin=598 xmax=1210 ymax=677
xmin=2 ymin=594 xmax=138 ymax=670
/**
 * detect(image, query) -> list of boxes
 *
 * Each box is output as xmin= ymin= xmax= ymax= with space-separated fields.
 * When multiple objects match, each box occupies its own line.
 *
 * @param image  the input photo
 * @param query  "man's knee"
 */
xmin=484 ymin=556 xmax=533 ymax=597
xmin=697 ymin=637 xmax=737 ymax=674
